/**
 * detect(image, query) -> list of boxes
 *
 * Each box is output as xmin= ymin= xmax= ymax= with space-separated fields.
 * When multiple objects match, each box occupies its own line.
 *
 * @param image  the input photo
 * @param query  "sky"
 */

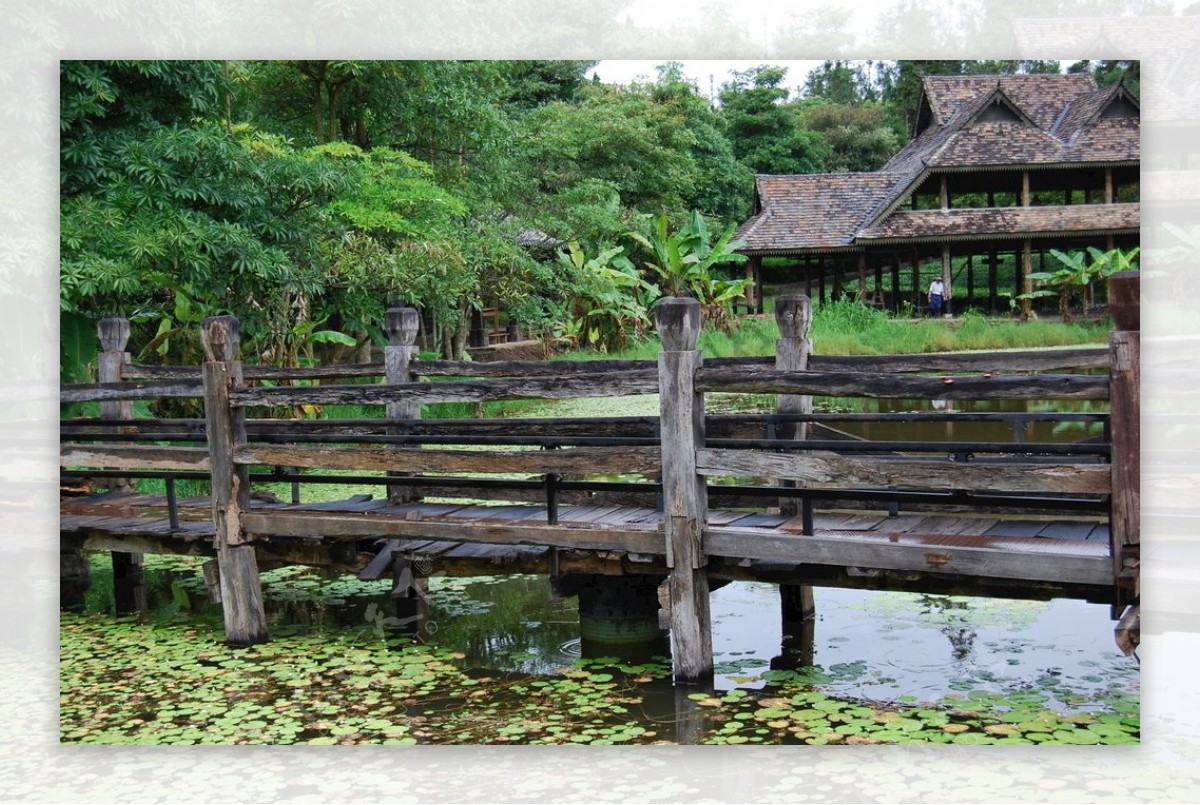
xmin=589 ymin=60 xmax=824 ymax=98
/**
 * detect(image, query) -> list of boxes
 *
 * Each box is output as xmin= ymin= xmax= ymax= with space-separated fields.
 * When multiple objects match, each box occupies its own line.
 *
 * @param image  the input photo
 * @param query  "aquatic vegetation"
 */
xmin=59 ymin=610 xmax=1138 ymax=746
xmin=61 ymin=558 xmax=1137 ymax=746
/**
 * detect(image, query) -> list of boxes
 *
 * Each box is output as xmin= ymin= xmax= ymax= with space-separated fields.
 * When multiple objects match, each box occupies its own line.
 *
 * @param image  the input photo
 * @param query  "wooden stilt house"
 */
xmin=734 ymin=73 xmax=1140 ymax=315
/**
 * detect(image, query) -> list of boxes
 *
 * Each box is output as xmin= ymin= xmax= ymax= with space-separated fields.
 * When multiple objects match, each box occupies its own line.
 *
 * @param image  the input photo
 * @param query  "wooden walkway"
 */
xmin=61 ymin=491 xmax=1114 ymax=601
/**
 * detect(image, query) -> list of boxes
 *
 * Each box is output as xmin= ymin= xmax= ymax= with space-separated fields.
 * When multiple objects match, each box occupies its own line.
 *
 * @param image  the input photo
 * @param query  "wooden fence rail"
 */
xmin=60 ymin=286 xmax=1138 ymax=681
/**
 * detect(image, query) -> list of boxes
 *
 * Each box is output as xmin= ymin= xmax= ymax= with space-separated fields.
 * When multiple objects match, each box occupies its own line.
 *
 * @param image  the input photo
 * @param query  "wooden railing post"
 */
xmin=656 ymin=297 xmax=712 ymax=683
xmin=1108 ymin=272 xmax=1140 ymax=611
xmin=775 ymin=294 xmax=813 ymax=523
xmin=201 ymin=315 xmax=268 ymax=646
xmin=385 ymin=306 xmax=421 ymax=504
xmin=96 ymin=317 xmax=134 ymax=492
xmin=97 ymin=317 xmax=146 ymax=612
xmin=774 ymin=294 xmax=816 ymax=627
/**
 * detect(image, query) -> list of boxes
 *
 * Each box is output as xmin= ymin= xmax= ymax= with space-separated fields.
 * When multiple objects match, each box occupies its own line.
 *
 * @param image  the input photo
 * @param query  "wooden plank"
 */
xmin=405 ymin=346 xmax=1108 ymax=378
xmin=723 ymin=512 xmax=788 ymax=529
xmin=60 ymin=380 xmax=204 ymax=403
xmin=696 ymin=368 xmax=1109 ymax=401
xmin=982 ymin=520 xmax=1050 ymax=538
xmin=556 ymin=505 xmax=627 ymax=525
xmin=696 ymin=448 xmax=1111 ymax=495
xmin=124 ymin=363 xmax=385 ymax=381
xmin=703 ymin=527 xmax=1113 ymax=586
xmin=240 ymin=511 xmax=665 ymax=554
xmin=60 ymin=444 xmax=211 ymax=471
xmin=232 ymin=444 xmax=661 ymax=476
xmin=1037 ymin=521 xmax=1099 ymax=541
xmin=358 ymin=540 xmax=403 ymax=580
xmin=230 ymin=370 xmax=660 ymax=408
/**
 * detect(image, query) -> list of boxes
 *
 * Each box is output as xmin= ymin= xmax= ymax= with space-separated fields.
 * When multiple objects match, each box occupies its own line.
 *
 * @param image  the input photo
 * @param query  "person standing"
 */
xmin=928 ymin=277 xmax=946 ymax=317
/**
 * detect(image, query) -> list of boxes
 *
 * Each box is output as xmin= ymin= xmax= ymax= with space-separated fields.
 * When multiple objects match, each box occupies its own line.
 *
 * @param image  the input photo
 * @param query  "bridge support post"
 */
xmin=201 ymin=315 xmax=269 ymax=646
xmin=656 ymin=297 xmax=712 ymax=683
xmin=775 ymin=295 xmax=817 ymax=627
xmin=385 ymin=306 xmax=422 ymax=504
xmin=1108 ymin=272 xmax=1140 ymax=617
xmin=97 ymin=317 xmax=146 ymax=613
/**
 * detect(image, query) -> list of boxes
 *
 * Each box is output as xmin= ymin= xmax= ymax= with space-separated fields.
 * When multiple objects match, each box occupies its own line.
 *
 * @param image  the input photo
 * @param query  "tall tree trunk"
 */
xmin=451 ymin=305 xmax=471 ymax=360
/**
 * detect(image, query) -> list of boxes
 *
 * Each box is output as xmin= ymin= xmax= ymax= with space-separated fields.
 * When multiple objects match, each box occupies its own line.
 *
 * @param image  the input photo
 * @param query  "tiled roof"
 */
xmin=921 ymin=74 xmax=1099 ymax=131
xmin=857 ymin=203 xmax=1140 ymax=243
xmin=735 ymin=173 xmax=897 ymax=253
xmin=736 ymin=73 xmax=1140 ymax=254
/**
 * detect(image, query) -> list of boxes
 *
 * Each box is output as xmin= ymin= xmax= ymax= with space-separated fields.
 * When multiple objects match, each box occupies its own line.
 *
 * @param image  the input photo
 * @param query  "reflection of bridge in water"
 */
xmin=60 ymin=278 xmax=1140 ymax=682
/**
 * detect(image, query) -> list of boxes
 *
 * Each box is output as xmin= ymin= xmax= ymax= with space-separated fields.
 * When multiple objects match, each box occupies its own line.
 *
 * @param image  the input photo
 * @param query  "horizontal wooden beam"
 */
xmin=124 ymin=364 xmax=385 ymax=381
xmin=241 ymin=511 xmax=665 ymax=554
xmin=696 ymin=368 xmax=1109 ymax=400
xmin=233 ymin=444 xmax=661 ymax=476
xmin=60 ymin=444 xmax=211 ymax=471
xmin=60 ymin=380 xmax=204 ymax=403
xmin=696 ymin=448 xmax=1111 ymax=495
xmin=231 ymin=371 xmax=659 ymax=407
xmin=703 ymin=527 xmax=1113 ymax=586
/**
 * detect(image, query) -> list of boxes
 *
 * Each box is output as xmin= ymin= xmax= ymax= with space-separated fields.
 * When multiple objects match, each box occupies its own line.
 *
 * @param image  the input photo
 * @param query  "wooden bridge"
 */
xmin=60 ymin=277 xmax=1141 ymax=681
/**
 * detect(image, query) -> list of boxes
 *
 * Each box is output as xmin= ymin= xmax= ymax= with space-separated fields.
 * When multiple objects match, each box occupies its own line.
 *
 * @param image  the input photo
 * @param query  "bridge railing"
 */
xmin=60 ymin=283 xmax=1136 ymax=669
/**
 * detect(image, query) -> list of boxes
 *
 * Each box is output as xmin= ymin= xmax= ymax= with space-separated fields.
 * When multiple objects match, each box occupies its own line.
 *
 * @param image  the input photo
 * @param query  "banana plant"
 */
xmin=626 ymin=211 xmax=749 ymax=327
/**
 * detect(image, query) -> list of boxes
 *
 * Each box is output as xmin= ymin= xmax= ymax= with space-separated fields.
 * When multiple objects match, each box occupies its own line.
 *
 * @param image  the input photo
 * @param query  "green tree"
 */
xmin=801 ymin=102 xmax=901 ymax=172
xmin=718 ymin=65 xmax=827 ymax=175
xmin=802 ymin=60 xmax=879 ymax=105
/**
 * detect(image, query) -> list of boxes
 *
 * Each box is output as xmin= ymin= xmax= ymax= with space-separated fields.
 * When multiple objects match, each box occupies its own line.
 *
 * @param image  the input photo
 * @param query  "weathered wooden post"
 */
xmin=1107 ymin=272 xmax=1140 ymax=622
xmin=774 ymin=295 xmax=816 ymax=626
xmin=200 ymin=315 xmax=269 ymax=646
xmin=97 ymin=317 xmax=145 ymax=613
xmin=385 ymin=306 xmax=422 ymax=504
xmin=656 ymin=297 xmax=713 ymax=683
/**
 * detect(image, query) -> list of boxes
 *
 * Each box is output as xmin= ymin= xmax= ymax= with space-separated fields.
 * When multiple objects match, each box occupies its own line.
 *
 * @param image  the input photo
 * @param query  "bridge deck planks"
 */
xmin=60 ymin=492 xmax=1112 ymax=592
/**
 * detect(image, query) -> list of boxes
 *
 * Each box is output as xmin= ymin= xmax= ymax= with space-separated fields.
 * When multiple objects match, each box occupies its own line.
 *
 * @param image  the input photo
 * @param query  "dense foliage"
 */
xmin=61 ymin=58 xmax=1137 ymax=368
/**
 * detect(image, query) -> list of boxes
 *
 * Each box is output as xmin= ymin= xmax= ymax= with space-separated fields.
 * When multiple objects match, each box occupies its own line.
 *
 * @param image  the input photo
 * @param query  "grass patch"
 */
xmin=554 ymin=302 xmax=1109 ymax=362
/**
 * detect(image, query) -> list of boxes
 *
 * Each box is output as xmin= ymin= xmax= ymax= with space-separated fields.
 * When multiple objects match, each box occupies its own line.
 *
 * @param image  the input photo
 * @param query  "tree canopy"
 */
xmin=61 ymin=57 xmax=1137 ymax=368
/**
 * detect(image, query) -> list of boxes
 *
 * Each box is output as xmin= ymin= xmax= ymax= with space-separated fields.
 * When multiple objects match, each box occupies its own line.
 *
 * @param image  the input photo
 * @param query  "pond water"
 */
xmin=60 ymin=556 xmax=1139 ymax=745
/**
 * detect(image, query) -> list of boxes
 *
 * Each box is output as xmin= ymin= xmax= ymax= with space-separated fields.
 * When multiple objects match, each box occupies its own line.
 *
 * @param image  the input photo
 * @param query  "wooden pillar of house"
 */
xmin=97 ymin=318 xmax=146 ymax=614
xmin=803 ymin=257 xmax=814 ymax=299
xmin=818 ymin=258 xmax=827 ymax=306
xmin=1020 ymin=241 xmax=1033 ymax=320
xmin=890 ymin=256 xmax=901 ymax=313
xmin=656 ymin=298 xmax=712 ymax=683
xmin=940 ymin=175 xmax=949 ymax=210
xmin=965 ymin=253 xmax=975 ymax=309
xmin=201 ymin=315 xmax=269 ymax=647
xmin=832 ymin=256 xmax=843 ymax=301
xmin=1019 ymin=171 xmax=1033 ymax=319
xmin=941 ymin=244 xmax=952 ymax=317
xmin=743 ymin=256 xmax=759 ymax=314
xmin=1104 ymin=167 xmax=1116 ymax=249
xmin=988 ymin=250 xmax=999 ymax=314
xmin=911 ymin=246 xmax=921 ymax=313
xmin=857 ymin=252 xmax=868 ymax=302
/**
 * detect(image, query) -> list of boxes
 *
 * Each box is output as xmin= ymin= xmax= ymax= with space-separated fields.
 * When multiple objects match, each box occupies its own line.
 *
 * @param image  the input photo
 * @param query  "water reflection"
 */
xmin=75 ymin=556 xmax=1136 ymax=714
